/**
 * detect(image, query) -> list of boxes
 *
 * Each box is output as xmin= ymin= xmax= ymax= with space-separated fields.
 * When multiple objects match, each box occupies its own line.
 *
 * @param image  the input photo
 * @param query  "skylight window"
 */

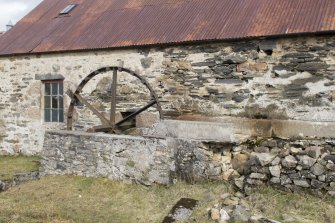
xmin=59 ymin=4 xmax=77 ymax=15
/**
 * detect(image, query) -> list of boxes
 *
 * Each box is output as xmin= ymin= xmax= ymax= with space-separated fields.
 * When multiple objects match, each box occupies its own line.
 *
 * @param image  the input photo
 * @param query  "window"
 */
xmin=59 ymin=4 xmax=77 ymax=15
xmin=44 ymin=81 xmax=64 ymax=122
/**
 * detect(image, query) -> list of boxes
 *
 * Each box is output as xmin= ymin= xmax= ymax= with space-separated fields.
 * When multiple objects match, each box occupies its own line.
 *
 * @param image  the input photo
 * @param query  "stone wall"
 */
xmin=41 ymin=131 xmax=335 ymax=196
xmin=224 ymin=138 xmax=335 ymax=196
xmin=41 ymin=131 xmax=178 ymax=185
xmin=173 ymin=136 xmax=335 ymax=197
xmin=0 ymin=34 xmax=335 ymax=154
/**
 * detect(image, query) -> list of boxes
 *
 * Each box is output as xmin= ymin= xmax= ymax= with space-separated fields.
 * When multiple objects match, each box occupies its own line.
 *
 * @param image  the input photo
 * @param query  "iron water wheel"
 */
xmin=67 ymin=66 xmax=162 ymax=133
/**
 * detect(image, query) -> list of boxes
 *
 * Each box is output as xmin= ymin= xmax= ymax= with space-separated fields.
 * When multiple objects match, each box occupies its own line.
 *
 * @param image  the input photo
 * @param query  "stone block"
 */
xmin=296 ymin=62 xmax=329 ymax=71
xmin=269 ymin=165 xmax=281 ymax=178
xmin=305 ymin=146 xmax=322 ymax=158
xmin=232 ymin=153 xmax=249 ymax=174
xmin=293 ymin=180 xmax=310 ymax=188
xmin=35 ymin=73 xmax=64 ymax=80
xmin=237 ymin=62 xmax=268 ymax=72
xmin=311 ymin=163 xmax=326 ymax=176
xmin=297 ymin=155 xmax=316 ymax=169
xmin=140 ymin=57 xmax=152 ymax=68
xmin=222 ymin=53 xmax=247 ymax=64
xmin=324 ymin=155 xmax=335 ymax=163
xmin=136 ymin=112 xmax=159 ymax=128
xmin=282 ymin=156 xmax=298 ymax=169
xmin=253 ymin=153 xmax=276 ymax=166
xmin=311 ymin=179 xmax=326 ymax=189
xmin=249 ymin=173 xmax=267 ymax=180
xmin=261 ymin=140 xmax=277 ymax=148
xmin=270 ymin=177 xmax=281 ymax=184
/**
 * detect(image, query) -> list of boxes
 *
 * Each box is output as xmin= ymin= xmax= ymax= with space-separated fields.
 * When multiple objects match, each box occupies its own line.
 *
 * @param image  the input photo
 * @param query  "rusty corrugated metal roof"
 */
xmin=0 ymin=0 xmax=334 ymax=56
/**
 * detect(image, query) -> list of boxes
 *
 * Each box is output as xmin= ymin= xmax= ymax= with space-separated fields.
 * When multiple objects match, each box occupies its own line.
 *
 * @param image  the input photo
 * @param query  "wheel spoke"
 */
xmin=72 ymin=92 xmax=111 ymax=126
xmin=116 ymin=100 xmax=157 ymax=127
xmin=110 ymin=68 xmax=117 ymax=125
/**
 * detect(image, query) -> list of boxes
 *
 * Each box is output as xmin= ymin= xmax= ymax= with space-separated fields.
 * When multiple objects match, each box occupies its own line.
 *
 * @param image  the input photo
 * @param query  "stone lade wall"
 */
xmin=226 ymin=138 xmax=335 ymax=196
xmin=41 ymin=131 xmax=335 ymax=196
xmin=40 ymin=131 xmax=177 ymax=185
xmin=0 ymin=34 xmax=335 ymax=154
xmin=175 ymin=137 xmax=335 ymax=196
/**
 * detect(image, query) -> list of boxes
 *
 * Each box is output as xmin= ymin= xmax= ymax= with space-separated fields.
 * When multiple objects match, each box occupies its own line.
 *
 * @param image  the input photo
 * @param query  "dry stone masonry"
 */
xmin=229 ymin=138 xmax=335 ymax=196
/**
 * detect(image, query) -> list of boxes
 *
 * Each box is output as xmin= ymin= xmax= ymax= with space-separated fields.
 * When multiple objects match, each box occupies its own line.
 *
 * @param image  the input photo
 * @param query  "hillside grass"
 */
xmin=0 ymin=176 xmax=231 ymax=223
xmin=0 ymin=155 xmax=40 ymax=181
xmin=0 ymin=156 xmax=334 ymax=223
xmin=0 ymin=176 xmax=334 ymax=223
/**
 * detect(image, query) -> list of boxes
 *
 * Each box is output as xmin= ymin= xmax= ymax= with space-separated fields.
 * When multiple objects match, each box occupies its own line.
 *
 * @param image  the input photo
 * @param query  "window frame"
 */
xmin=59 ymin=4 xmax=77 ymax=15
xmin=43 ymin=80 xmax=64 ymax=123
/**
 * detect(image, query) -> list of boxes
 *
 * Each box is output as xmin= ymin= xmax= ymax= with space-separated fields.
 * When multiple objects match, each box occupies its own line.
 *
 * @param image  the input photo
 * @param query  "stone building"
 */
xmin=0 ymin=0 xmax=335 ymax=155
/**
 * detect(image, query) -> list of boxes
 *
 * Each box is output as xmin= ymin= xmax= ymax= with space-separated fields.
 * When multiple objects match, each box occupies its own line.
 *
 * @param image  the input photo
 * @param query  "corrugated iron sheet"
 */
xmin=0 ymin=0 xmax=334 ymax=56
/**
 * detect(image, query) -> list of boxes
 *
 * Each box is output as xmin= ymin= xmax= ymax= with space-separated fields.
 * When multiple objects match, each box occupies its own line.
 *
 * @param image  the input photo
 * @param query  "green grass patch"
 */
xmin=0 ymin=156 xmax=334 ymax=222
xmin=249 ymin=186 xmax=335 ymax=223
xmin=0 ymin=175 xmax=333 ymax=223
xmin=0 ymin=156 xmax=40 ymax=181
xmin=0 ymin=176 xmax=231 ymax=223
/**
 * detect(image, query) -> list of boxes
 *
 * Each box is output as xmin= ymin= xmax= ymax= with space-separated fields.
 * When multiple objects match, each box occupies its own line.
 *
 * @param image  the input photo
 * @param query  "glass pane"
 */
xmin=52 ymin=96 xmax=58 ymax=109
xmin=59 ymin=96 xmax=64 ymax=109
xmin=45 ymin=83 xmax=51 ymax=95
xmin=52 ymin=83 xmax=58 ymax=95
xmin=52 ymin=110 xmax=58 ymax=122
xmin=44 ymin=96 xmax=51 ymax=109
xmin=59 ymin=110 xmax=64 ymax=122
xmin=59 ymin=83 xmax=64 ymax=95
xmin=44 ymin=109 xmax=51 ymax=122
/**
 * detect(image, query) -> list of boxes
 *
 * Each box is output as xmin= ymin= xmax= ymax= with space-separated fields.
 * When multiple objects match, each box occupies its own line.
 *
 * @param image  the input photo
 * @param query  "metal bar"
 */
xmin=88 ymin=125 xmax=123 ymax=133
xmin=88 ymin=125 xmax=112 ymax=133
xmin=73 ymin=92 xmax=111 ymax=125
xmin=110 ymin=68 xmax=117 ymax=125
xmin=116 ymin=100 xmax=157 ymax=126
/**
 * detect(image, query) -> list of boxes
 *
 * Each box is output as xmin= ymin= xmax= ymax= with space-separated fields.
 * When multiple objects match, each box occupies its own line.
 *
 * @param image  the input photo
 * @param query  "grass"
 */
xmin=0 ymin=156 xmax=40 ymax=181
xmin=0 ymin=156 xmax=333 ymax=222
xmin=249 ymin=186 xmax=335 ymax=223
xmin=0 ymin=176 xmax=231 ymax=223
xmin=0 ymin=176 xmax=333 ymax=223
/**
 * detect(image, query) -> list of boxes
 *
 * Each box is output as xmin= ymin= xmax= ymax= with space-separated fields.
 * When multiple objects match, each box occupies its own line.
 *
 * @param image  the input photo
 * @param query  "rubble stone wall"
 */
xmin=209 ymin=138 xmax=335 ymax=196
xmin=0 ymin=34 xmax=335 ymax=154
xmin=41 ymin=131 xmax=335 ymax=196
xmin=41 ymin=131 xmax=177 ymax=185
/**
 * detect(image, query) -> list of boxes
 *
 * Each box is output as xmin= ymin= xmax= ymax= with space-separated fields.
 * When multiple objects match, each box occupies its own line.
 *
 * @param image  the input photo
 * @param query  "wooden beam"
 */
xmin=73 ymin=92 xmax=111 ymax=126
xmin=110 ymin=68 xmax=117 ymax=125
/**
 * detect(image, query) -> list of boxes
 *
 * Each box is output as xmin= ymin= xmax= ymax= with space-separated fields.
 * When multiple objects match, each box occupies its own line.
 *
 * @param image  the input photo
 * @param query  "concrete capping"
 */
xmin=45 ymin=130 xmax=164 ymax=141
xmin=47 ymin=116 xmax=335 ymax=144
xmin=147 ymin=117 xmax=335 ymax=142
xmin=35 ymin=73 xmax=64 ymax=80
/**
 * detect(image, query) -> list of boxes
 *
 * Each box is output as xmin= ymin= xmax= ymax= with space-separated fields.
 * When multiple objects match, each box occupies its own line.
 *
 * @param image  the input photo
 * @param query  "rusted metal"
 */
xmin=67 ymin=66 xmax=162 ymax=133
xmin=0 ymin=0 xmax=334 ymax=56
